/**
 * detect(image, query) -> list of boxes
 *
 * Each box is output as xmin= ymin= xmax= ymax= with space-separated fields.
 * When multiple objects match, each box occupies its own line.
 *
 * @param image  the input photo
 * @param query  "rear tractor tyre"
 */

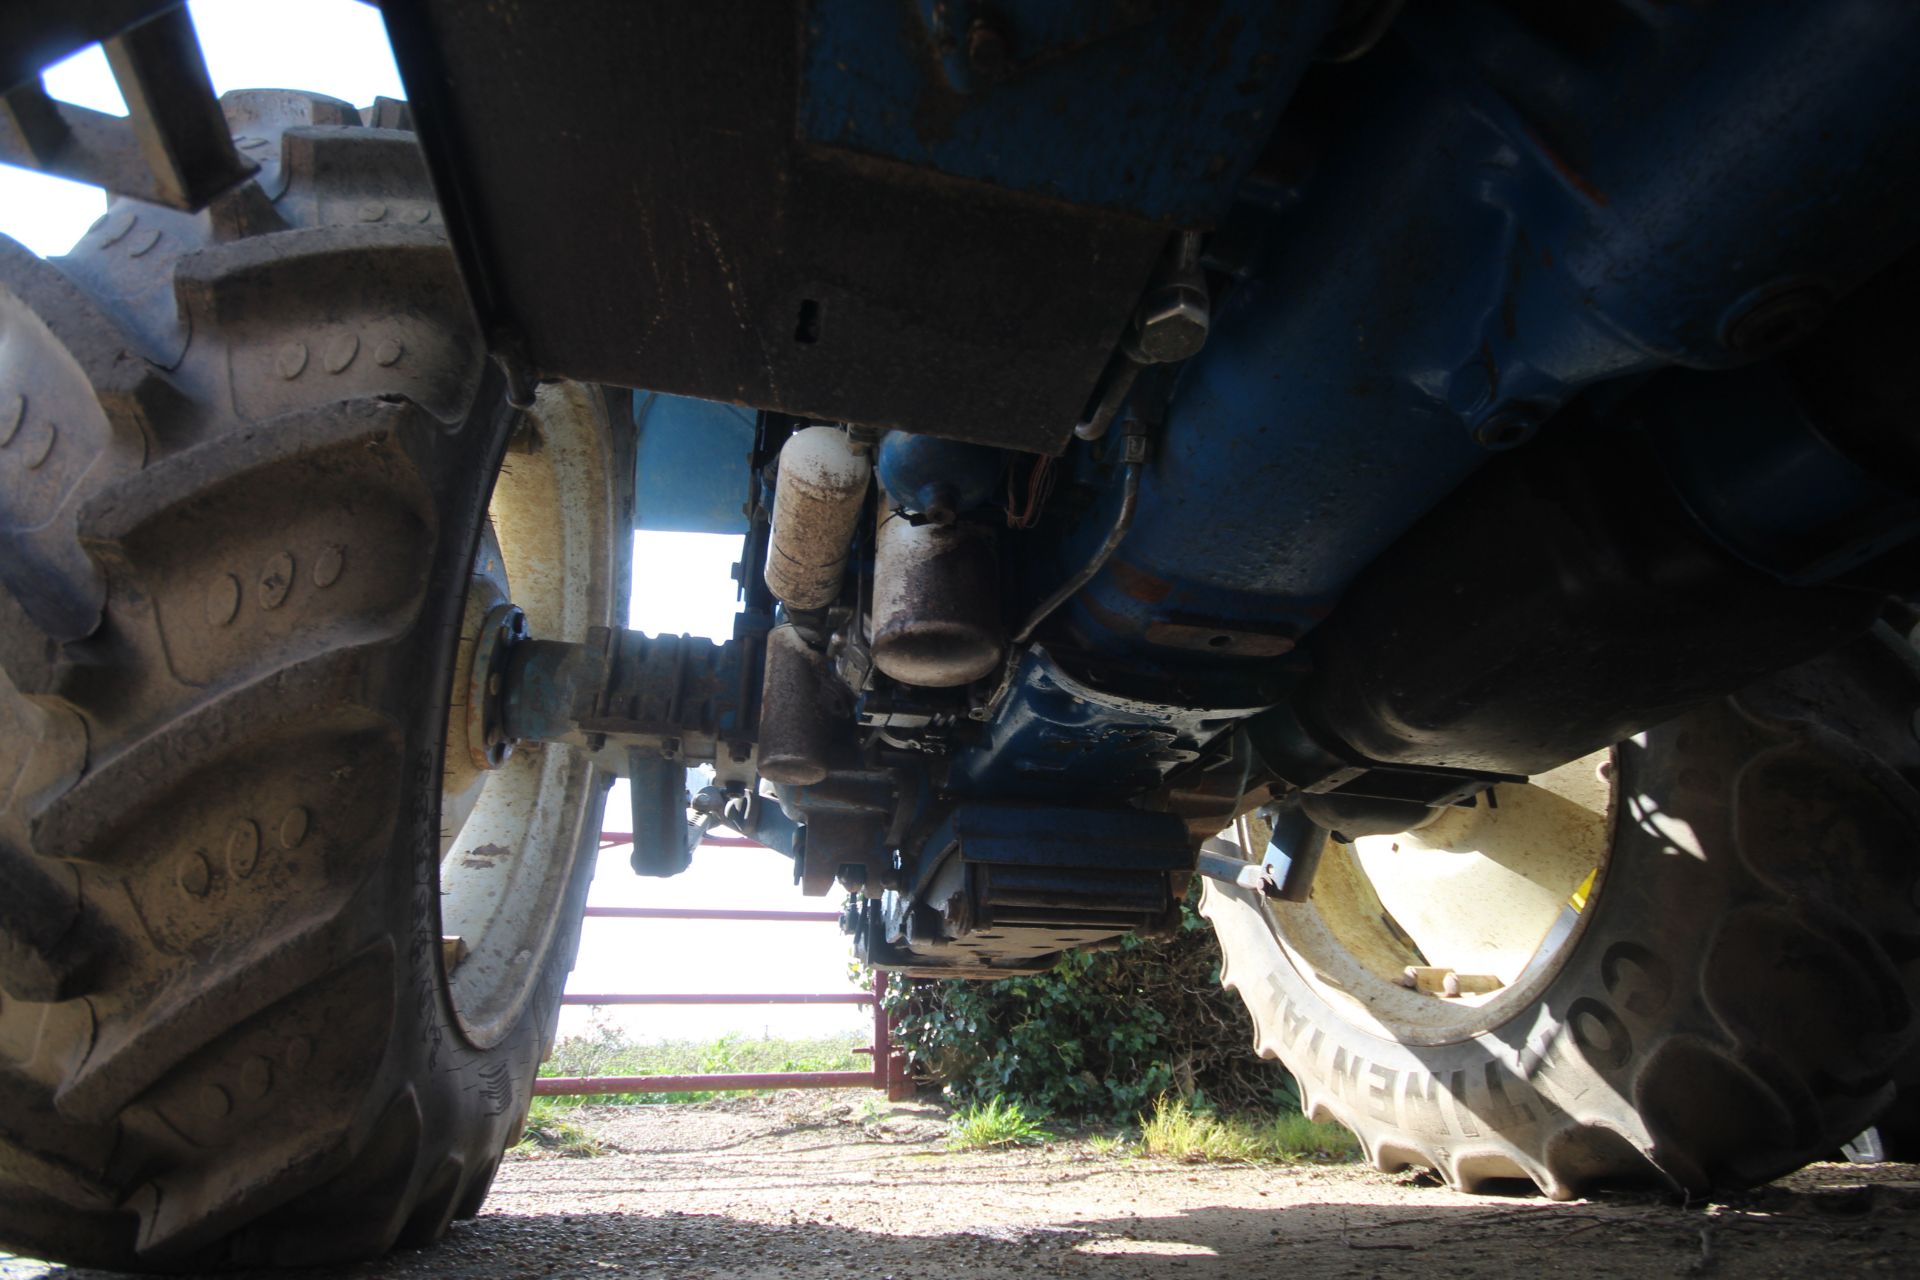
xmin=0 ymin=91 xmax=626 ymax=1268
xmin=1201 ymin=629 xmax=1920 ymax=1197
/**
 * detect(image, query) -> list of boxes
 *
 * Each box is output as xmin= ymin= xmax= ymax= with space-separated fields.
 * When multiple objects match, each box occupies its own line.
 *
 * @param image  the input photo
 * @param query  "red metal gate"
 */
xmin=532 ymin=834 xmax=911 ymax=1100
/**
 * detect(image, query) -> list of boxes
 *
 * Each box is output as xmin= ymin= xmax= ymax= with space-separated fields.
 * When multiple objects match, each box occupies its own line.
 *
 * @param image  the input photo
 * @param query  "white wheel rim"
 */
xmin=1251 ymin=748 xmax=1614 ymax=1046
xmin=439 ymin=384 xmax=613 ymax=1048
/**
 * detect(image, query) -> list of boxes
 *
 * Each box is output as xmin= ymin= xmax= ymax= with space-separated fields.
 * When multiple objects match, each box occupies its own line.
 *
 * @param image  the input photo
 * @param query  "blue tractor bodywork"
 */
xmin=631 ymin=393 xmax=755 ymax=537
xmin=373 ymin=0 xmax=1920 ymax=975
xmin=1065 ymin=0 xmax=1920 ymax=661
xmin=797 ymin=0 xmax=1342 ymax=224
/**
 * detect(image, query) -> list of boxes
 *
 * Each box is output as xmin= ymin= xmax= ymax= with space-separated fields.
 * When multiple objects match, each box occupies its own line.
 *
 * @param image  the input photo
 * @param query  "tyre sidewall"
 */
xmin=1207 ymin=630 xmax=1920 ymax=1197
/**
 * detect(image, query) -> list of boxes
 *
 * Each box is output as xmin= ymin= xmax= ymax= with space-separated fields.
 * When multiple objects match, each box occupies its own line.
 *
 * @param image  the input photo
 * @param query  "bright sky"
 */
xmin=0 ymin=4 xmax=868 ymax=1047
xmin=592 ymin=534 xmax=870 ymax=1044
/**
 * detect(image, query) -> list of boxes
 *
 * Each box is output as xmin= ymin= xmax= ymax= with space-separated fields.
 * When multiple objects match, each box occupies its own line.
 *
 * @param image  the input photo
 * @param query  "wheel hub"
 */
xmin=466 ymin=602 xmax=529 ymax=769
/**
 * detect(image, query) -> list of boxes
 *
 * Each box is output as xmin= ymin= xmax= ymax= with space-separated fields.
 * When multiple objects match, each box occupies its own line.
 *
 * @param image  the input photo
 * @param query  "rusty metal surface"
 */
xmin=598 ymin=833 xmax=762 ymax=850
xmin=543 ymin=902 xmax=905 ymax=1099
xmin=764 ymin=427 xmax=869 ymax=612
xmin=532 ymin=1069 xmax=877 ymax=1096
xmin=582 ymin=906 xmax=839 ymax=923
xmin=1141 ymin=618 xmax=1296 ymax=657
xmin=870 ymin=511 xmax=1003 ymax=688
xmin=561 ymin=992 xmax=873 ymax=1006
xmin=758 ymin=622 xmax=836 ymax=785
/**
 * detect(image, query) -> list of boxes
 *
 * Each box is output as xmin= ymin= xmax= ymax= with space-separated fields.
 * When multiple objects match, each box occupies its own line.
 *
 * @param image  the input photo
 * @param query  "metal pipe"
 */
xmin=1072 ymin=359 xmax=1142 ymax=442
xmin=1012 ymin=457 xmax=1143 ymax=645
xmin=582 ymin=906 xmax=839 ymax=922
xmin=538 ymin=898 xmax=907 ymax=1101
xmin=597 ymin=833 xmax=764 ymax=850
xmin=1073 ymin=230 xmax=1208 ymax=443
xmin=561 ymin=992 xmax=874 ymax=1006
xmin=873 ymin=969 xmax=910 ymax=1100
xmin=534 ymin=1070 xmax=876 ymax=1096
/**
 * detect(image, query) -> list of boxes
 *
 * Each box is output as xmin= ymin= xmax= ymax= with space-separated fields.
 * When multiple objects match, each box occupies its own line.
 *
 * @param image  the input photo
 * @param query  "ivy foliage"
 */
xmin=880 ymin=900 xmax=1302 ymax=1121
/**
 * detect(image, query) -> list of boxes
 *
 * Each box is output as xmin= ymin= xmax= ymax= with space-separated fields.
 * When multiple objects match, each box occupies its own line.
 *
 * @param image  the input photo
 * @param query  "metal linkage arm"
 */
xmin=0 ymin=7 xmax=255 ymax=210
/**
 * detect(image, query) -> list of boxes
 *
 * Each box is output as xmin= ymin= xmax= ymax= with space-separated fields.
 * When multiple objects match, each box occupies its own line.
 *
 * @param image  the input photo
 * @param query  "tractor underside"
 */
xmin=12 ymin=0 xmax=1917 ymax=976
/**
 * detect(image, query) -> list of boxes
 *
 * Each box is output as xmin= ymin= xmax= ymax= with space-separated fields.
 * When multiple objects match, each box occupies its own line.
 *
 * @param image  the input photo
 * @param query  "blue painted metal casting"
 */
xmin=1642 ymin=369 xmax=1920 ymax=586
xmin=632 ymin=391 xmax=755 ymax=535
xmin=875 ymin=431 xmax=1003 ymax=518
xmin=801 ymin=0 xmax=1345 ymax=224
xmin=1060 ymin=0 xmax=1920 ymax=660
xmin=953 ymin=647 xmax=1269 ymax=799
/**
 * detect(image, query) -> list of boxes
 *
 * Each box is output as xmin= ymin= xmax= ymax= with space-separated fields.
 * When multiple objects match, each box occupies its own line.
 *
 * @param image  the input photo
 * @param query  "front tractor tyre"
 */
xmin=0 ymin=92 xmax=623 ymax=1269
xmin=1202 ymin=629 xmax=1920 ymax=1197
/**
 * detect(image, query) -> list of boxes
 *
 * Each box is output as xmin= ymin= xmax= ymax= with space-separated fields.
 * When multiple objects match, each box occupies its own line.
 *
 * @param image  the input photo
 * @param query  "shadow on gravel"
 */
xmin=9 ymin=1171 xmax=1920 ymax=1280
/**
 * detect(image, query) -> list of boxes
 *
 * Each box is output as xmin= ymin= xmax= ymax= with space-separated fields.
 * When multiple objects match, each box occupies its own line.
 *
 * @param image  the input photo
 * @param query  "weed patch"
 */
xmin=947 ymin=1096 xmax=1053 ymax=1150
xmin=1138 ymin=1096 xmax=1357 ymax=1164
xmin=514 ymin=1097 xmax=606 ymax=1157
xmin=883 ymin=901 xmax=1301 ymax=1121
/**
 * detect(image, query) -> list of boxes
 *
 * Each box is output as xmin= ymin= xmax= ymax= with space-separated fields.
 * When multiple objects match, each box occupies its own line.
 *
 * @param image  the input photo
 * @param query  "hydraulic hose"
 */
xmin=1013 ymin=452 xmax=1143 ymax=645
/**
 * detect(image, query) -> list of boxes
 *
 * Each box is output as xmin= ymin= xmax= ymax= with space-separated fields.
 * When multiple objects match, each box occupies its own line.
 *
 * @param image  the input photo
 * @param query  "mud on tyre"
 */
xmin=1202 ymin=628 xmax=1920 ymax=1198
xmin=0 ymin=91 xmax=624 ymax=1268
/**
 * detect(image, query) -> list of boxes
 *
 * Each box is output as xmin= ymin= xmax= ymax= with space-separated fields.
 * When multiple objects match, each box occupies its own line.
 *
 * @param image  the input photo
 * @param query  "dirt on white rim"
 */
xmin=5 ymin=1091 xmax=1917 ymax=1278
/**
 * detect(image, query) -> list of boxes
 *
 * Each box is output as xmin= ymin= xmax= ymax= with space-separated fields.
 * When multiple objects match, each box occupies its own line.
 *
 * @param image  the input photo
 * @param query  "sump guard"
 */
xmin=858 ymin=803 xmax=1191 ymax=977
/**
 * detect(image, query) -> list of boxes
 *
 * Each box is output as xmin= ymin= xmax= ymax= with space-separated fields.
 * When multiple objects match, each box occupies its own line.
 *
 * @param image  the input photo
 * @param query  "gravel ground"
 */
xmin=7 ymin=1091 xmax=1920 ymax=1278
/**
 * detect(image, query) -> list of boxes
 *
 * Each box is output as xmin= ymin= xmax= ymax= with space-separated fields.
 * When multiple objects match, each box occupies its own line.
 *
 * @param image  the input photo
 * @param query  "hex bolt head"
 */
xmin=1132 ymin=284 xmax=1210 ymax=364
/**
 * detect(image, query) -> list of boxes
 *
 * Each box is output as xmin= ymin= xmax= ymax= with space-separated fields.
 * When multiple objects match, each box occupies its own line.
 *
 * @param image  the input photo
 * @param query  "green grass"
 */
xmin=1265 ymin=1108 xmax=1361 ymax=1160
xmin=515 ymin=1026 xmax=867 ymax=1155
xmin=514 ymin=1096 xmax=605 ymax=1157
xmin=1137 ymin=1095 xmax=1359 ymax=1164
xmin=535 ymin=1024 xmax=868 ymax=1104
xmin=947 ymin=1096 xmax=1053 ymax=1150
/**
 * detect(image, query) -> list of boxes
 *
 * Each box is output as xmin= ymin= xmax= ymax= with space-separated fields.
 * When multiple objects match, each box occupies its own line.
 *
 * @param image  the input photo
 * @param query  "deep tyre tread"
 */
xmin=1202 ymin=628 xmax=1920 ymax=1199
xmin=0 ymin=93 xmax=619 ymax=1270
